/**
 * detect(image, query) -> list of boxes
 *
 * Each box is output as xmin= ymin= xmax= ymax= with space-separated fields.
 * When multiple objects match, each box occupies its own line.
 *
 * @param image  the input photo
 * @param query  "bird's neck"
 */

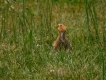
xmin=59 ymin=32 xmax=66 ymax=42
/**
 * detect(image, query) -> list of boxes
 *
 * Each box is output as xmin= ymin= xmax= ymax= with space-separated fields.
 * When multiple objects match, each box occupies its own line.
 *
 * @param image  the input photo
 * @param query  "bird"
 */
xmin=52 ymin=24 xmax=72 ymax=51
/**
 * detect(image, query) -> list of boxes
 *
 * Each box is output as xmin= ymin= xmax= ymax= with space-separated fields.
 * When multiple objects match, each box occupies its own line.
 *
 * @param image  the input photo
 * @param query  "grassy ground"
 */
xmin=0 ymin=0 xmax=106 ymax=80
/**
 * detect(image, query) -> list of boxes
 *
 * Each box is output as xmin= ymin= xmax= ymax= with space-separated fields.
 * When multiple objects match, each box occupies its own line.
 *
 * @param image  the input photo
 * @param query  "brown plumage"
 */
xmin=52 ymin=24 xmax=72 ymax=51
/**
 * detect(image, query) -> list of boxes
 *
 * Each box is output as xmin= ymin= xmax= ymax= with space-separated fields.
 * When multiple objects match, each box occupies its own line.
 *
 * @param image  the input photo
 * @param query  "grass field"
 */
xmin=0 ymin=0 xmax=106 ymax=80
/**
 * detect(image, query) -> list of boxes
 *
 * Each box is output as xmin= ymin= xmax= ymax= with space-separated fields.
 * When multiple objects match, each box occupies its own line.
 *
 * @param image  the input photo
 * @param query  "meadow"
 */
xmin=0 ymin=0 xmax=106 ymax=80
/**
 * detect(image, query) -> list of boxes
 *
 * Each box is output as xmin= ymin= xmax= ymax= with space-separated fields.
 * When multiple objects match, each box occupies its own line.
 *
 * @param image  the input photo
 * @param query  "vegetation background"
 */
xmin=0 ymin=0 xmax=106 ymax=80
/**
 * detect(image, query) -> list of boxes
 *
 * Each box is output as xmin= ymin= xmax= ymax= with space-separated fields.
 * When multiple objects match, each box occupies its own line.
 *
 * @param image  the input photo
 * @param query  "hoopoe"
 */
xmin=52 ymin=24 xmax=72 ymax=51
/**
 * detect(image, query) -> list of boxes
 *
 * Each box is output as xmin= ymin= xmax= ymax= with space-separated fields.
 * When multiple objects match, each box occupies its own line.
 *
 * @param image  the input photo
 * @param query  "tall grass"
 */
xmin=85 ymin=0 xmax=100 ymax=43
xmin=100 ymin=1 xmax=106 ymax=80
xmin=37 ymin=0 xmax=53 ymax=45
xmin=0 ymin=0 xmax=105 ymax=79
xmin=85 ymin=0 xmax=105 ymax=80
